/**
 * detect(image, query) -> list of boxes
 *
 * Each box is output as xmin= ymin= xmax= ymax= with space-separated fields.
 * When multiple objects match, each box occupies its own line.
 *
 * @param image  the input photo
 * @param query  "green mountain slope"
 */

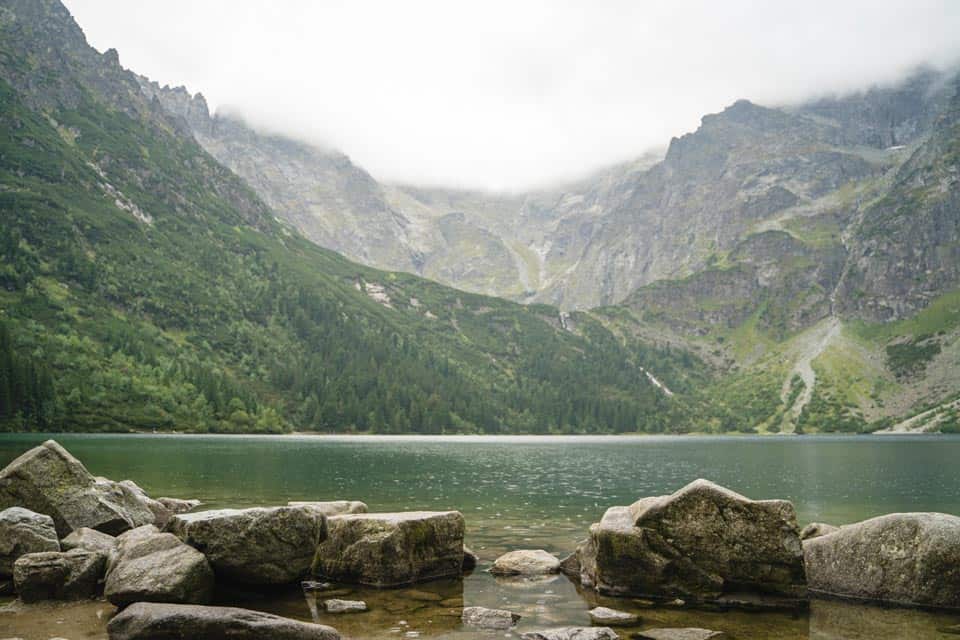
xmin=0 ymin=0 xmax=699 ymax=435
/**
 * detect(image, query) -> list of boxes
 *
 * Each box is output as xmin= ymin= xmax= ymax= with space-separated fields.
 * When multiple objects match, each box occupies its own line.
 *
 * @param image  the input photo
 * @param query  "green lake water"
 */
xmin=2 ymin=433 xmax=960 ymax=639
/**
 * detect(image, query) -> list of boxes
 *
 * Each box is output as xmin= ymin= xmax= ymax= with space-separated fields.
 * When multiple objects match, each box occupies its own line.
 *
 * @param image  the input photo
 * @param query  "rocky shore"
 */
xmin=1 ymin=440 xmax=959 ymax=639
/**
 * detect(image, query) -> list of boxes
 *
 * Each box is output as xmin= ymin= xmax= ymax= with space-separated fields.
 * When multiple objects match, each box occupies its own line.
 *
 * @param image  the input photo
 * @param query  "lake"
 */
xmin=2 ymin=433 xmax=960 ymax=639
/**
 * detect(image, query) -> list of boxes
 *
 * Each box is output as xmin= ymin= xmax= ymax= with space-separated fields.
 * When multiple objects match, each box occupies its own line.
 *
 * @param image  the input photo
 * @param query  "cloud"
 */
xmin=65 ymin=0 xmax=960 ymax=190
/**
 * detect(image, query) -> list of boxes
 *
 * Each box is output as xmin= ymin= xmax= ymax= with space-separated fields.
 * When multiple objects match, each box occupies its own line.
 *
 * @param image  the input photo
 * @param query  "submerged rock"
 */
xmin=0 ymin=507 xmax=59 ymax=577
xmin=634 ymin=629 xmax=726 ymax=640
xmin=803 ymin=512 xmax=960 ymax=610
xmin=288 ymin=500 xmax=368 ymax=516
xmin=0 ymin=440 xmax=155 ymax=536
xmin=490 ymin=549 xmax=561 ymax=576
xmin=800 ymin=522 xmax=838 ymax=541
xmin=104 ymin=528 xmax=214 ymax=607
xmin=462 ymin=605 xmax=521 ymax=629
xmin=577 ymin=479 xmax=806 ymax=601
xmin=314 ymin=511 xmax=464 ymax=587
xmin=324 ymin=598 xmax=368 ymax=613
xmin=61 ymin=527 xmax=117 ymax=554
xmin=106 ymin=602 xmax=341 ymax=640
xmin=13 ymin=549 xmax=105 ymax=602
xmin=588 ymin=607 xmax=638 ymax=626
xmin=168 ymin=505 xmax=325 ymax=585
xmin=520 ymin=627 xmax=619 ymax=640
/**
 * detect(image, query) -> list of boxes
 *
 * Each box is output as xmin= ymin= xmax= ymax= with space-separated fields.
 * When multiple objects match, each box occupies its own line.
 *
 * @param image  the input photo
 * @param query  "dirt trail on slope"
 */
xmin=780 ymin=317 xmax=842 ymax=432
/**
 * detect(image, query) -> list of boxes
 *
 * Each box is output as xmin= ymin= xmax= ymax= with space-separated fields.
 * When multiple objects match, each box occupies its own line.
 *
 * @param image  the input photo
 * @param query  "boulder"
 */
xmin=803 ymin=512 xmax=960 ymax=610
xmin=634 ymin=630 xmax=726 ymax=640
xmin=104 ymin=529 xmax=214 ymax=607
xmin=314 ymin=511 xmax=464 ymax=587
xmin=588 ymin=607 xmax=638 ymax=626
xmin=0 ymin=507 xmax=59 ymax=577
xmin=462 ymin=545 xmax=479 ymax=571
xmin=168 ymin=506 xmax=325 ymax=585
xmin=559 ymin=549 xmax=581 ymax=577
xmin=106 ymin=602 xmax=341 ymax=640
xmin=13 ymin=549 xmax=105 ymax=602
xmin=288 ymin=501 xmax=368 ymax=516
xmin=577 ymin=479 xmax=806 ymax=601
xmin=462 ymin=606 xmax=521 ymax=629
xmin=520 ymin=628 xmax=619 ymax=640
xmin=111 ymin=479 xmax=175 ymax=528
xmin=61 ymin=527 xmax=117 ymax=554
xmin=157 ymin=497 xmax=201 ymax=514
xmin=800 ymin=522 xmax=838 ymax=541
xmin=323 ymin=599 xmax=368 ymax=613
xmin=0 ymin=440 xmax=154 ymax=536
xmin=491 ymin=549 xmax=561 ymax=576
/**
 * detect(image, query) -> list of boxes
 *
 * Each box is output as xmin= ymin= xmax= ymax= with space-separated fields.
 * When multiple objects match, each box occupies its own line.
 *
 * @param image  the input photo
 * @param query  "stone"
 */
xmin=0 ymin=440 xmax=154 ymax=536
xmin=633 ymin=629 xmax=726 ymax=640
xmin=61 ymin=527 xmax=117 ymax=554
xmin=0 ymin=507 xmax=59 ymax=577
xmin=168 ymin=505 xmax=325 ymax=585
xmin=156 ymin=497 xmax=201 ymax=514
xmin=520 ymin=628 xmax=619 ymax=640
xmin=803 ymin=512 xmax=960 ymax=609
xmin=104 ymin=529 xmax=214 ymax=607
xmin=12 ymin=549 xmax=105 ymax=602
xmin=799 ymin=522 xmax=838 ymax=541
xmin=288 ymin=500 xmax=368 ymax=516
xmin=577 ymin=479 xmax=806 ymax=601
xmin=106 ymin=602 xmax=341 ymax=640
xmin=462 ymin=545 xmax=479 ymax=571
xmin=490 ymin=549 xmax=560 ymax=576
xmin=324 ymin=599 xmax=368 ymax=613
xmin=559 ymin=549 xmax=581 ymax=577
xmin=314 ymin=511 xmax=464 ymax=587
xmin=461 ymin=606 xmax=521 ymax=629
xmin=587 ymin=607 xmax=637 ymax=626
xmin=111 ymin=480 xmax=174 ymax=528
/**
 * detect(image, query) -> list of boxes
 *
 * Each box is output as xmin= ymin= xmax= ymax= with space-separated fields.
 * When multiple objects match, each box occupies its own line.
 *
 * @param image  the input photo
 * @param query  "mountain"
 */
xmin=0 ymin=0 xmax=702 ymax=435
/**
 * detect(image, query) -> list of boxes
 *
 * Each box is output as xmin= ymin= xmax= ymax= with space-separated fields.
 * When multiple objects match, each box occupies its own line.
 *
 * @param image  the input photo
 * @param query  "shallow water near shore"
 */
xmin=2 ymin=433 xmax=960 ymax=639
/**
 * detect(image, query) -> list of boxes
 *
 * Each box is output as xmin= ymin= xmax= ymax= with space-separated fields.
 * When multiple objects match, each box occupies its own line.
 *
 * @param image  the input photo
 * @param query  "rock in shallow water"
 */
xmin=324 ymin=598 xmax=368 ymax=613
xmin=13 ymin=549 xmax=105 ymax=602
xmin=168 ymin=505 xmax=325 ymax=585
xmin=106 ymin=602 xmax=341 ymax=640
xmin=803 ymin=512 xmax=960 ymax=610
xmin=490 ymin=549 xmax=560 ymax=576
xmin=314 ymin=511 xmax=464 ymax=587
xmin=587 ymin=606 xmax=637 ymax=626
xmin=520 ymin=627 xmax=619 ymax=640
xmin=0 ymin=440 xmax=154 ymax=536
xmin=634 ymin=629 xmax=726 ymax=640
xmin=461 ymin=605 xmax=521 ymax=629
xmin=288 ymin=500 xmax=368 ymax=516
xmin=577 ymin=479 xmax=806 ymax=601
xmin=0 ymin=506 xmax=59 ymax=577
xmin=462 ymin=545 xmax=479 ymax=571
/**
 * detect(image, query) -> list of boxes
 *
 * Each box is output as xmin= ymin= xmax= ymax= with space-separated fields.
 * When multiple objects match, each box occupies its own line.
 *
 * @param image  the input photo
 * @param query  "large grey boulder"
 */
xmin=0 ymin=440 xmax=154 ymax=536
xmin=107 ymin=602 xmax=341 ymax=640
xmin=314 ymin=511 xmax=465 ymax=587
xmin=61 ymin=527 xmax=117 ymax=554
xmin=577 ymin=479 xmax=806 ymax=601
xmin=490 ymin=549 xmax=561 ymax=576
xmin=13 ymin=549 xmax=105 ymax=602
xmin=288 ymin=500 xmax=368 ymax=516
xmin=462 ymin=605 xmax=521 ymax=629
xmin=803 ymin=512 xmax=960 ymax=610
xmin=167 ymin=505 xmax=325 ymax=584
xmin=520 ymin=628 xmax=619 ymax=640
xmin=634 ymin=630 xmax=726 ymax=640
xmin=104 ymin=528 xmax=214 ymax=607
xmin=0 ymin=507 xmax=59 ymax=577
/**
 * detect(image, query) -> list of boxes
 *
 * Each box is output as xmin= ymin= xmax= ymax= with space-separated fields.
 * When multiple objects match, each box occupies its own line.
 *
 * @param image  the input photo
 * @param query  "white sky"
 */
xmin=65 ymin=0 xmax=960 ymax=191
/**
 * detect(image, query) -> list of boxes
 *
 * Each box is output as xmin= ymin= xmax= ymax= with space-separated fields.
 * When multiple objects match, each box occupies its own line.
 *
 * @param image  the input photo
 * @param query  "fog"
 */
xmin=65 ymin=0 xmax=960 ymax=191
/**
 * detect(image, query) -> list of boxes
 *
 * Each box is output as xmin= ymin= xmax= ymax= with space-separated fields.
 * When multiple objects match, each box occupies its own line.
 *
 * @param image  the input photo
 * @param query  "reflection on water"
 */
xmin=2 ymin=434 xmax=960 ymax=638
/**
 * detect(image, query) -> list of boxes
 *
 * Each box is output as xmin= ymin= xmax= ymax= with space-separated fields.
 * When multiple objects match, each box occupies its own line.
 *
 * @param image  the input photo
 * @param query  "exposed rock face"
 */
xmin=288 ymin=501 xmax=368 ymax=516
xmin=13 ymin=549 xmax=105 ymax=602
xmin=799 ymin=523 xmax=839 ymax=541
xmin=634 ymin=629 xmax=726 ymax=640
xmin=323 ymin=599 xmax=368 ymax=613
xmin=803 ymin=512 xmax=960 ymax=610
xmin=61 ymin=527 xmax=118 ymax=554
xmin=0 ymin=440 xmax=155 ymax=536
xmin=490 ymin=549 xmax=561 ymax=576
xmin=588 ymin=607 xmax=638 ymax=626
xmin=106 ymin=602 xmax=341 ymax=640
xmin=314 ymin=511 xmax=465 ymax=587
xmin=462 ymin=606 xmax=521 ymax=629
xmin=0 ymin=507 xmax=59 ymax=576
xmin=520 ymin=627 xmax=619 ymax=640
xmin=577 ymin=479 xmax=806 ymax=601
xmin=104 ymin=528 xmax=214 ymax=607
xmin=167 ymin=506 xmax=325 ymax=585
